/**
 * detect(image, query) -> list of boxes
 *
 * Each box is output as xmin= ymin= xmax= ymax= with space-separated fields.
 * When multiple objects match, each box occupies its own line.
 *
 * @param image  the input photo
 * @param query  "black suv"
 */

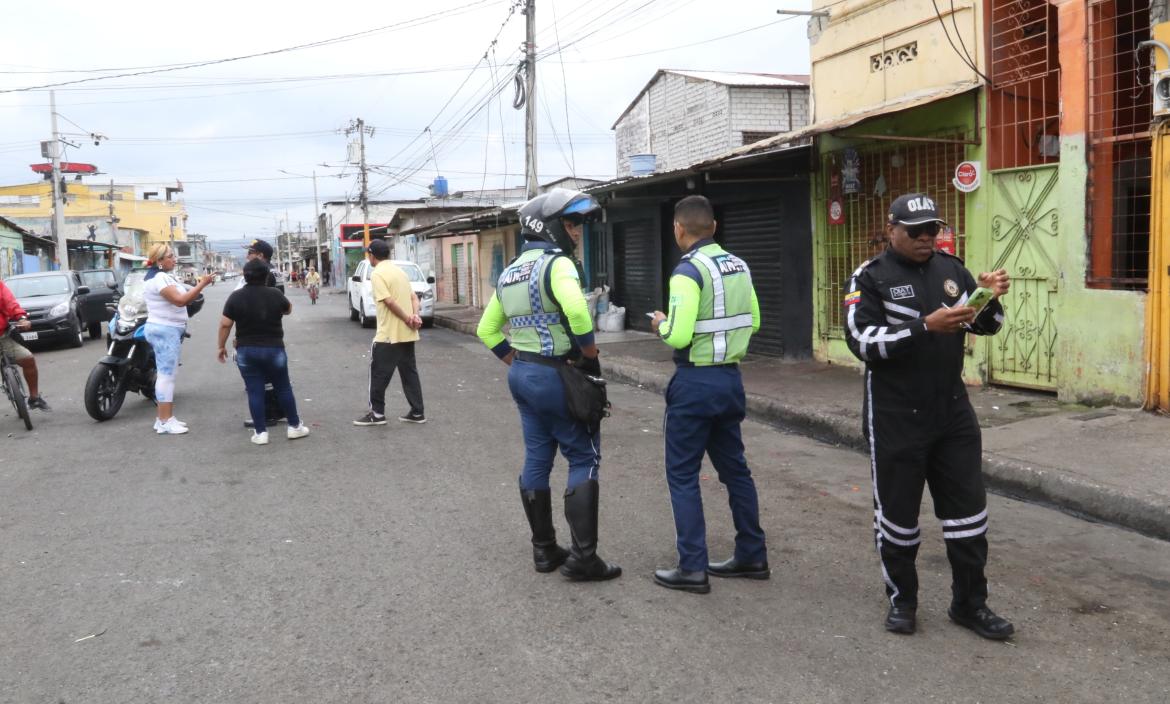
xmin=4 ymin=269 xmax=117 ymax=348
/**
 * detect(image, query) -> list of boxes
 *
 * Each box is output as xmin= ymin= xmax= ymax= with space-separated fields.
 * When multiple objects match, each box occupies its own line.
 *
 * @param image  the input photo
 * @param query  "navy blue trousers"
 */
xmin=664 ymin=365 xmax=766 ymax=572
xmin=508 ymin=359 xmax=600 ymax=492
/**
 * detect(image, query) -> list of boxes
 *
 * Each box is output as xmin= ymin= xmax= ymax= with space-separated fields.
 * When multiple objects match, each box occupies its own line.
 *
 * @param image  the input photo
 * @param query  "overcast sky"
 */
xmin=0 ymin=0 xmax=812 ymax=241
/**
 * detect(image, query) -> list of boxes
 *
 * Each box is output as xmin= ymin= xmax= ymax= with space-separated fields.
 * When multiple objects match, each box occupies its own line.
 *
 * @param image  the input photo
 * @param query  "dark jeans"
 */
xmin=507 ymin=358 xmax=600 ymax=492
xmin=236 ymin=346 xmax=300 ymax=433
xmin=369 ymin=341 xmax=423 ymax=416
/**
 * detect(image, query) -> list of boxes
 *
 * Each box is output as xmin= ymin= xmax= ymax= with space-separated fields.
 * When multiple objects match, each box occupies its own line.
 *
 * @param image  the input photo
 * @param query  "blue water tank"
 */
xmin=628 ymin=154 xmax=656 ymax=176
xmin=432 ymin=176 xmax=449 ymax=197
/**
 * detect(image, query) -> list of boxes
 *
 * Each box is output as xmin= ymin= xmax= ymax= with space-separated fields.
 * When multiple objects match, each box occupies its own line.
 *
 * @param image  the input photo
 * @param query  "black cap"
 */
xmin=366 ymin=238 xmax=390 ymax=258
xmin=888 ymin=193 xmax=947 ymax=226
xmin=244 ymin=238 xmax=274 ymax=259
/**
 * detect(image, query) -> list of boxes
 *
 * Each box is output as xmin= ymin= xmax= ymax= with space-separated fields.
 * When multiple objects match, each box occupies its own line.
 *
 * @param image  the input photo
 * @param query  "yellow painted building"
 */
xmin=809 ymin=0 xmax=983 ymax=119
xmin=0 ymin=180 xmax=188 ymax=245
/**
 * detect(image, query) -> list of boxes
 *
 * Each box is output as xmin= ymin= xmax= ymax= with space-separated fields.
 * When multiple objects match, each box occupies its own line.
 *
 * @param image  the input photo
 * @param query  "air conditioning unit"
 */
xmin=1154 ymin=69 xmax=1170 ymax=117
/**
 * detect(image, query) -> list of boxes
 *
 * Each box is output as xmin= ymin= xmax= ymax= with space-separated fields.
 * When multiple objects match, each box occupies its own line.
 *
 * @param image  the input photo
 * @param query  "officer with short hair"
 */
xmin=649 ymin=195 xmax=768 ymax=594
xmin=844 ymin=192 xmax=1014 ymax=639
xmin=476 ymin=188 xmax=621 ymax=582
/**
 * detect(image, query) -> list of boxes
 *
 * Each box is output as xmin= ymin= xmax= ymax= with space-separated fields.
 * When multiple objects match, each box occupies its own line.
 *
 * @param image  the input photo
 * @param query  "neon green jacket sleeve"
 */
xmin=549 ymin=257 xmax=592 ymax=336
xmin=476 ymin=292 xmax=510 ymax=358
xmin=658 ymin=274 xmax=702 ymax=349
xmin=751 ymin=286 xmax=761 ymax=333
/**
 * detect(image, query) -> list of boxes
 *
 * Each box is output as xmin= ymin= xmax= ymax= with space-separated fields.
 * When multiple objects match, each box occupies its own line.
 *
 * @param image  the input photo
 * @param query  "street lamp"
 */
xmin=278 ymin=169 xmax=322 ymax=284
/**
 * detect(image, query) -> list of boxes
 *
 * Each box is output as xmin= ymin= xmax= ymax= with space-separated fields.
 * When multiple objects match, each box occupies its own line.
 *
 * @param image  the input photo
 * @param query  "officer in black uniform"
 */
xmin=844 ymin=193 xmax=1015 ymax=640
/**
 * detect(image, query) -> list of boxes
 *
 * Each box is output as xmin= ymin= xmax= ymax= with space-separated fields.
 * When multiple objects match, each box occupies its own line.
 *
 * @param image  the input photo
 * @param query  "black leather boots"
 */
xmin=560 ymin=480 xmax=621 ymax=581
xmin=519 ymin=484 xmax=570 ymax=573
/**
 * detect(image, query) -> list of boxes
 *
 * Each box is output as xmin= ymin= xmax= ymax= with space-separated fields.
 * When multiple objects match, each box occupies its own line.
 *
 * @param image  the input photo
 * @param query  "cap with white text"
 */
xmin=888 ymin=193 xmax=947 ymax=226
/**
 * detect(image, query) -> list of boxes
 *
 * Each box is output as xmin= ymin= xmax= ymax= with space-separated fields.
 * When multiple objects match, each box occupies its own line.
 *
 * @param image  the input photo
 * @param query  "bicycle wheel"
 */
xmin=2 ymin=364 xmax=32 ymax=430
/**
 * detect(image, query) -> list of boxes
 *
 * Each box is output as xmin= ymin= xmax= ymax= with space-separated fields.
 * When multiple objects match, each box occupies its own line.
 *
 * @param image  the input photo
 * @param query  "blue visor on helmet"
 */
xmin=562 ymin=197 xmax=598 ymax=216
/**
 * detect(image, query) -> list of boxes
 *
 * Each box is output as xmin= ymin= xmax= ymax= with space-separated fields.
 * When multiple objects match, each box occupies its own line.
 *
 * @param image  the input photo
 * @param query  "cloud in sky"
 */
xmin=0 ymin=0 xmax=812 ymax=239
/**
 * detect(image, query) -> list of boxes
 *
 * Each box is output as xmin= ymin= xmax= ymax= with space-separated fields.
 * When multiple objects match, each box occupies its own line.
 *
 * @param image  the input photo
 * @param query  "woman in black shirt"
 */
xmin=217 ymin=259 xmax=310 ymax=445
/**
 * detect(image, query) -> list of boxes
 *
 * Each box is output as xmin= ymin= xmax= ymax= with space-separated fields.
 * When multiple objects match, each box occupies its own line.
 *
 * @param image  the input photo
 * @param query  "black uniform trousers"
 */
xmin=864 ymin=376 xmax=989 ymax=611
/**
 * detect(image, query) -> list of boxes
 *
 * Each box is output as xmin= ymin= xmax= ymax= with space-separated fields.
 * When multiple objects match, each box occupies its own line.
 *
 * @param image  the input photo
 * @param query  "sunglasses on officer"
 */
xmin=904 ymin=222 xmax=941 ymax=238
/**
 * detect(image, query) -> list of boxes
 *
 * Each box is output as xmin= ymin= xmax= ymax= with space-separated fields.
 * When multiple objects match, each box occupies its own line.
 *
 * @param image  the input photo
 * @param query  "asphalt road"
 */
xmin=2 ymin=282 xmax=1168 ymax=703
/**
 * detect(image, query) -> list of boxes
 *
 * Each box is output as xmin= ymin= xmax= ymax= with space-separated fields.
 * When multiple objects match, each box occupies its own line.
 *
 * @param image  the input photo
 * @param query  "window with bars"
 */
xmin=987 ymin=0 xmax=1060 ymax=170
xmin=820 ymin=137 xmax=968 ymax=339
xmin=1088 ymin=0 xmax=1152 ymax=289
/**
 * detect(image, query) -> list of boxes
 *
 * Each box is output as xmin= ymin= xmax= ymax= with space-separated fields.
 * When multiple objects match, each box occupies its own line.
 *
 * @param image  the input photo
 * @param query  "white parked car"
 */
xmin=348 ymin=259 xmax=435 ymax=329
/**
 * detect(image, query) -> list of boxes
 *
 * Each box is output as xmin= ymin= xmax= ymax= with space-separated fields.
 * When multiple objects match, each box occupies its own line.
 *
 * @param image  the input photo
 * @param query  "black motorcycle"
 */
xmin=83 ymin=271 xmax=203 ymax=421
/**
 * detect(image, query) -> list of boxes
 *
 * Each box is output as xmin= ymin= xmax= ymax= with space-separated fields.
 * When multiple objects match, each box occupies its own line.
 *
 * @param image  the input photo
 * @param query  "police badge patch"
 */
xmin=943 ymin=279 xmax=960 ymax=297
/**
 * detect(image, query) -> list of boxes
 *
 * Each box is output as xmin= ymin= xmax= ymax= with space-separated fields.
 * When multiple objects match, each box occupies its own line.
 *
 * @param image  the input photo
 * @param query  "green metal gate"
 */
xmin=987 ymin=165 xmax=1060 ymax=390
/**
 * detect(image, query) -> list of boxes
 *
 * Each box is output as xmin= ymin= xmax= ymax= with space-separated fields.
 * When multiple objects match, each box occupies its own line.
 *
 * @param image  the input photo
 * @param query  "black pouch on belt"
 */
xmin=557 ymin=363 xmax=611 ymax=432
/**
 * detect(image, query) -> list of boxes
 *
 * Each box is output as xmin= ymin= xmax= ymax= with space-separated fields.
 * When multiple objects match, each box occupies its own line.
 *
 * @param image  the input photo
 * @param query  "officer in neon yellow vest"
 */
xmin=649 ymin=195 xmax=768 ymax=594
xmin=477 ymin=188 xmax=621 ymax=583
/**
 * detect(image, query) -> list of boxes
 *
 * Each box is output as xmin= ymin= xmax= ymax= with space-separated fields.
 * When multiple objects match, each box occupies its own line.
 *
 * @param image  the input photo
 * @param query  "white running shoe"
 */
xmin=250 ymin=431 xmax=270 ymax=445
xmin=286 ymin=424 xmax=310 ymax=440
xmin=156 ymin=417 xmax=189 ymax=435
xmin=154 ymin=418 xmax=188 ymax=431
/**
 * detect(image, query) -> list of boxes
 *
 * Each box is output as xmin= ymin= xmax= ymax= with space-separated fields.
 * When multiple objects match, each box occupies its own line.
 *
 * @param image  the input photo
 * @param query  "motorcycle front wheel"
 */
xmin=84 ymin=363 xmax=127 ymax=421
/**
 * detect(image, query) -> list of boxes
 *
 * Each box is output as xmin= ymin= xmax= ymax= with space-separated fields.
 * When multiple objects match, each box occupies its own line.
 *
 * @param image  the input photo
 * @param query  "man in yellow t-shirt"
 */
xmin=353 ymin=239 xmax=426 ymax=426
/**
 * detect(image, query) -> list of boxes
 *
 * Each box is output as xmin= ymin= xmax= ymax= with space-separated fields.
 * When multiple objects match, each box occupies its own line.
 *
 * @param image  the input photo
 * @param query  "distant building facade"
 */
xmin=612 ymin=69 xmax=810 ymax=176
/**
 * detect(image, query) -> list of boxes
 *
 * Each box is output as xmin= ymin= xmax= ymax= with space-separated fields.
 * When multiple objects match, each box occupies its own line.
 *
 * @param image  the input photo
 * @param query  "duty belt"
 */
xmin=515 ymin=350 xmax=569 ymax=367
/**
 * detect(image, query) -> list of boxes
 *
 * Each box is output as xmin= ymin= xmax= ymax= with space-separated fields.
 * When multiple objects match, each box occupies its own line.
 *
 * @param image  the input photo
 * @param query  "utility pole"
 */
xmin=310 ymin=170 xmax=322 ymax=280
xmin=523 ymin=0 xmax=538 ymax=198
xmin=285 ymin=209 xmax=292 ymax=274
xmin=345 ymin=118 xmax=375 ymax=249
xmin=279 ymin=168 xmax=324 ymax=283
xmin=48 ymin=90 xmax=69 ymax=271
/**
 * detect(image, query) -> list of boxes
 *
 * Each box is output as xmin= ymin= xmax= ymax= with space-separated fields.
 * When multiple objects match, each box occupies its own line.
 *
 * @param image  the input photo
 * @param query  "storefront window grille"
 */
xmin=987 ymin=0 xmax=1060 ymax=170
xmin=820 ymin=136 xmax=968 ymax=339
xmin=1087 ymin=0 xmax=1151 ymax=290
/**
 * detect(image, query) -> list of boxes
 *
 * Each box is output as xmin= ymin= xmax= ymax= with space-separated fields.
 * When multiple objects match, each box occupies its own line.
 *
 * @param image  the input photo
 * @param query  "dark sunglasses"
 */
xmin=905 ymin=222 xmax=941 ymax=238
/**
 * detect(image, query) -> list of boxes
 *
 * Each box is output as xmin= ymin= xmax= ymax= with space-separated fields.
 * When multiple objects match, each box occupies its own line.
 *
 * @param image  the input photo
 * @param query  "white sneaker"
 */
xmin=250 ymin=431 xmax=270 ymax=445
xmin=154 ymin=418 xmax=188 ymax=431
xmin=286 ymin=424 xmax=310 ymax=440
xmin=155 ymin=417 xmax=189 ymax=435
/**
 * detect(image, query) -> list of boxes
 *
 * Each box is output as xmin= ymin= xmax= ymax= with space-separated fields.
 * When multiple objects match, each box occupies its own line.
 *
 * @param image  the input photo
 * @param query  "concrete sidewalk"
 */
xmin=435 ymin=302 xmax=1170 ymax=542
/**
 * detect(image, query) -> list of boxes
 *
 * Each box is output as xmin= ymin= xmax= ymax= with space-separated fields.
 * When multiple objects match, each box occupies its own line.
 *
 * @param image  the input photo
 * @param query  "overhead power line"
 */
xmin=0 ymin=0 xmax=501 ymax=94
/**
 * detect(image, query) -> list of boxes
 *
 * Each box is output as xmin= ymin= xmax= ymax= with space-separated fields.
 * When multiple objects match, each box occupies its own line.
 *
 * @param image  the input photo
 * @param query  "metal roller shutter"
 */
xmin=721 ymin=200 xmax=784 ymax=356
xmin=612 ymin=218 xmax=661 ymax=332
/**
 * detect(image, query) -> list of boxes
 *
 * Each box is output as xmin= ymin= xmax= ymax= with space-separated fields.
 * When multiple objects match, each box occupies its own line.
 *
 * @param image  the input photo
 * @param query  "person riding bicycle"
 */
xmin=0 ymin=278 xmax=49 ymax=410
xmin=305 ymin=266 xmax=321 ymax=304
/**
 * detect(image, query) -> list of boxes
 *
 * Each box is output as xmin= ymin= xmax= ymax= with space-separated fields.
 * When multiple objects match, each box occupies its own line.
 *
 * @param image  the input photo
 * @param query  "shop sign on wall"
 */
xmin=952 ymin=161 xmax=981 ymax=193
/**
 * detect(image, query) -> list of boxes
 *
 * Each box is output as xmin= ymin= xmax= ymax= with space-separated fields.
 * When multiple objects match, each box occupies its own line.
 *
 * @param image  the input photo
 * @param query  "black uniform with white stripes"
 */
xmin=843 ymin=247 xmax=1004 ymax=612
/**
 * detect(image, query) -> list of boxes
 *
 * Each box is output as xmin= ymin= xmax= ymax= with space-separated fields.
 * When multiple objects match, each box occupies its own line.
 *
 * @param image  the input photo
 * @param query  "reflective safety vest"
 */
xmin=497 ymin=246 xmax=572 ymax=356
xmin=684 ymin=243 xmax=755 ymax=365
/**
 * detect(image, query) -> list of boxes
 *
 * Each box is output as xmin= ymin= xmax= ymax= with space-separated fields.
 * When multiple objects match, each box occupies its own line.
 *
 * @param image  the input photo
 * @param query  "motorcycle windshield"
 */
xmin=118 ymin=271 xmax=148 ymax=321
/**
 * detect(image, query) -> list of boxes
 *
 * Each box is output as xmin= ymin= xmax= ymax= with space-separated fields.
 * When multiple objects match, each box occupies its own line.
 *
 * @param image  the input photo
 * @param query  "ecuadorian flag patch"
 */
xmin=843 ymin=290 xmax=861 ymax=306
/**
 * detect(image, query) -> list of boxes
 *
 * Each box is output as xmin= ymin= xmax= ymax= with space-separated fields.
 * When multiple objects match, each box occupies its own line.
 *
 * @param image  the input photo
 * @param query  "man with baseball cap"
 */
xmin=843 ymin=192 xmax=1015 ymax=640
xmin=238 ymin=239 xmax=278 ymax=290
xmin=353 ymin=238 xmax=425 ymax=427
